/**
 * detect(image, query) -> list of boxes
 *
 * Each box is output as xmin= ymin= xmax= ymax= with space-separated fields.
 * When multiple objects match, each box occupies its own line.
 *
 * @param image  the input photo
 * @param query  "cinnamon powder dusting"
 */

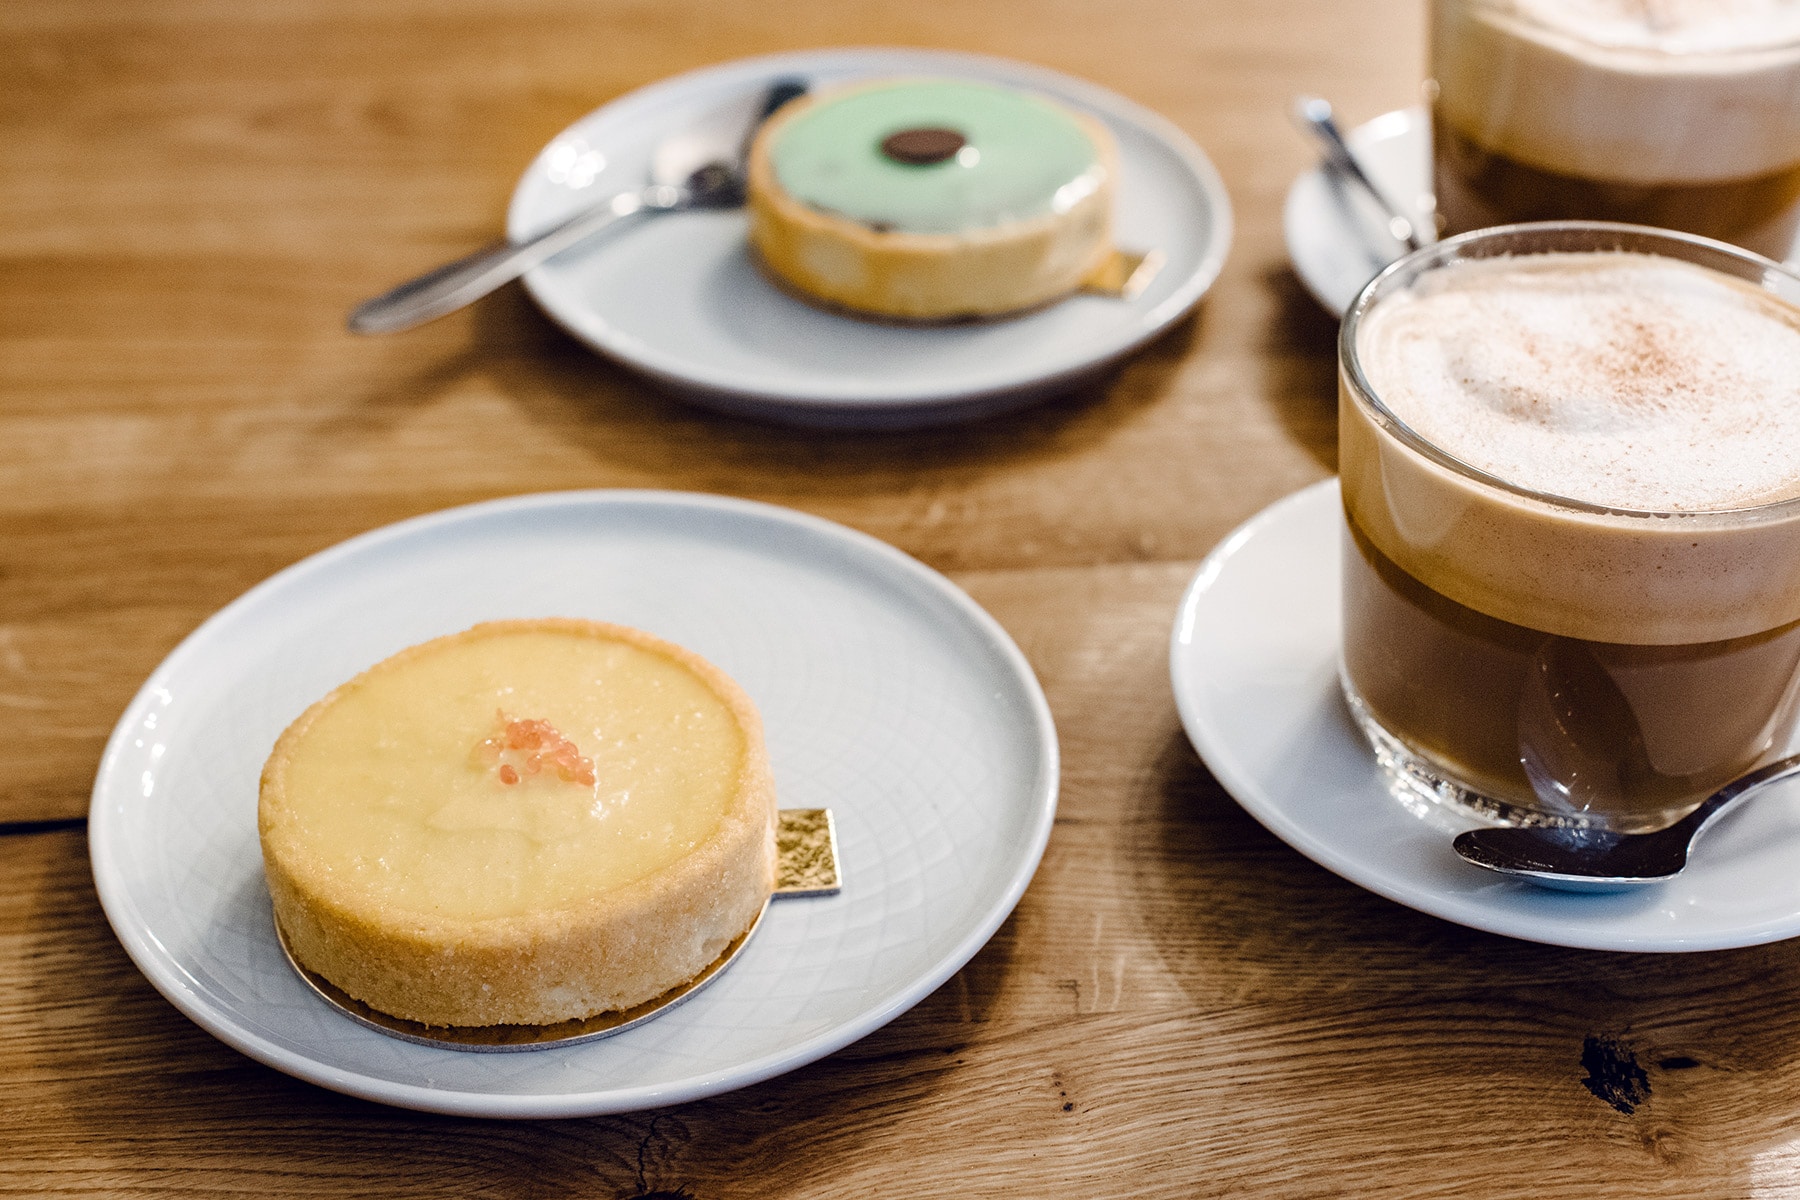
xmin=472 ymin=710 xmax=597 ymax=787
xmin=1359 ymin=252 xmax=1800 ymax=510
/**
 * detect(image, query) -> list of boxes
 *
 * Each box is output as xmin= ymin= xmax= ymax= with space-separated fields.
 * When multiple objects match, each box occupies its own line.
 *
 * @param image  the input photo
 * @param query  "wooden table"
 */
xmin=6 ymin=1 xmax=1800 ymax=1195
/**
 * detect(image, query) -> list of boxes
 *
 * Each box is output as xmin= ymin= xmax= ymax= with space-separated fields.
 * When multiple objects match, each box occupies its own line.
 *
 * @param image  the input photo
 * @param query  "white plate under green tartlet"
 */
xmin=507 ymin=47 xmax=1232 ymax=428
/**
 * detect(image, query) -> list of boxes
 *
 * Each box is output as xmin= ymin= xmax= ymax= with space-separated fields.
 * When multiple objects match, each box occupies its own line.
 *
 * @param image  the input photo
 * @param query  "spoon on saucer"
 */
xmin=1290 ymin=94 xmax=1424 ymax=252
xmin=348 ymin=78 xmax=807 ymax=335
xmin=1452 ymin=751 xmax=1800 ymax=892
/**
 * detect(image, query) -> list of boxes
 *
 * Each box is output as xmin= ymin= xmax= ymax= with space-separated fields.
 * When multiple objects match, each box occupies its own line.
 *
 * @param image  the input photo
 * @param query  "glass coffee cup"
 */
xmin=1430 ymin=0 xmax=1800 ymax=260
xmin=1339 ymin=222 xmax=1800 ymax=833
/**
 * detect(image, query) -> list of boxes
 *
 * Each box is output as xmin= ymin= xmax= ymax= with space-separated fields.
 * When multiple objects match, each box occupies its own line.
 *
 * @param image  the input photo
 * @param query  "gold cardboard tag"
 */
xmin=775 ymin=807 xmax=841 ymax=896
xmin=1082 ymin=248 xmax=1166 ymax=299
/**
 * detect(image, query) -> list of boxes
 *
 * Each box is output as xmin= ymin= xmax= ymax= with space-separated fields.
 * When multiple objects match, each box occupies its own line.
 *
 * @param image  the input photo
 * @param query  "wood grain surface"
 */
xmin=7 ymin=0 xmax=1800 ymax=1195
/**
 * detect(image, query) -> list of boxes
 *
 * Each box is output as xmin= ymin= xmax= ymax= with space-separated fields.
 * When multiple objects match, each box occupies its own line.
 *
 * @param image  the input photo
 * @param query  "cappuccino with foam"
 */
xmin=1432 ymin=0 xmax=1800 ymax=258
xmin=1340 ymin=224 xmax=1800 ymax=830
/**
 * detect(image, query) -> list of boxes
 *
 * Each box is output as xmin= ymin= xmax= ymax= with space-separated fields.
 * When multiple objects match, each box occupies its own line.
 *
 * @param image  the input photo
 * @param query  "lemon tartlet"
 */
xmin=259 ymin=619 xmax=777 ymax=1028
xmin=747 ymin=78 xmax=1117 ymax=320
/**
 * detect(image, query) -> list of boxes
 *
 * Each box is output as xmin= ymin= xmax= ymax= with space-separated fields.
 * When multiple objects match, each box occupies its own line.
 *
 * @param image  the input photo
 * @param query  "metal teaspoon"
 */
xmin=1453 ymin=752 xmax=1800 ymax=892
xmin=1290 ymin=93 xmax=1424 ymax=252
xmin=348 ymin=78 xmax=806 ymax=334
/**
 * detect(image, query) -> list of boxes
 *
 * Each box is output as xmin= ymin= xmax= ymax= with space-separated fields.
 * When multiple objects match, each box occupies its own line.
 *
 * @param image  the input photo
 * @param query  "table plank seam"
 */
xmin=0 ymin=815 xmax=87 ymax=838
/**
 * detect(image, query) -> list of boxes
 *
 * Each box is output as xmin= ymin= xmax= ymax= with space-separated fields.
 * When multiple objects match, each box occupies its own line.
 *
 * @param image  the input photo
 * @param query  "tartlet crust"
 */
xmin=258 ymin=618 xmax=778 ymax=1028
xmin=746 ymin=82 xmax=1118 ymax=320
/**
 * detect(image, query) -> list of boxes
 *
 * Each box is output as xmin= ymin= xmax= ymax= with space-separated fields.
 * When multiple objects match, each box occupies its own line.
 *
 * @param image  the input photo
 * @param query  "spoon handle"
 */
xmin=1684 ymin=751 xmax=1800 ymax=841
xmin=347 ymin=185 xmax=676 ymax=335
xmin=1291 ymin=94 xmax=1423 ymax=252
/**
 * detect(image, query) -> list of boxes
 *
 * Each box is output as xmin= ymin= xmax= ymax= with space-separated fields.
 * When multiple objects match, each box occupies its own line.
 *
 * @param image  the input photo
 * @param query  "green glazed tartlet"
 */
xmin=747 ymin=78 xmax=1116 ymax=320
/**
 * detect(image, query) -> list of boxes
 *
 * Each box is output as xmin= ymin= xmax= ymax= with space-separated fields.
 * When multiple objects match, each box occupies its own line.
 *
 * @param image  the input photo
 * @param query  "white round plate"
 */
xmin=508 ymin=47 xmax=1232 ymax=429
xmin=1283 ymin=106 xmax=1436 ymax=316
xmin=1169 ymin=479 xmax=1800 ymax=952
xmin=90 ymin=492 xmax=1059 ymax=1117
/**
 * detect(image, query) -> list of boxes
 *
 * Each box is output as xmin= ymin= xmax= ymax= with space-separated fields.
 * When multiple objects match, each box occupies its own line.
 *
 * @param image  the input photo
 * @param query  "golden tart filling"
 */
xmin=259 ymin=619 xmax=777 ymax=1028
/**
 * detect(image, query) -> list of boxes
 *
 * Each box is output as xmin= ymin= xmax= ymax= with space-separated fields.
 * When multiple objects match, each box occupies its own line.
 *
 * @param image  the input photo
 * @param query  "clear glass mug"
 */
xmin=1339 ymin=222 xmax=1800 ymax=832
xmin=1430 ymin=0 xmax=1800 ymax=260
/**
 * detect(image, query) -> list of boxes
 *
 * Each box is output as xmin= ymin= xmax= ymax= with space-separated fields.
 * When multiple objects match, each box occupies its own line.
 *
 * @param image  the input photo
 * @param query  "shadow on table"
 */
xmin=1258 ymin=262 xmax=1340 ymax=477
xmin=1115 ymin=728 xmax=1800 ymax=1194
xmin=318 ymin=276 xmax=1206 ymax=489
xmin=10 ymin=826 xmax=1017 ymax=1196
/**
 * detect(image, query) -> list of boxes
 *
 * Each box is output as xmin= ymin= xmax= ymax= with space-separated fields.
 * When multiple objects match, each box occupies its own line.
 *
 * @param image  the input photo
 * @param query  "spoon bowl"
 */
xmin=1453 ymin=752 xmax=1800 ymax=892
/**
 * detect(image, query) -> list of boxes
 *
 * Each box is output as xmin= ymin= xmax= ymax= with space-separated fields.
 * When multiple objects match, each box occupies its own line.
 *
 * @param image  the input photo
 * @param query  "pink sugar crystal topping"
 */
xmin=473 ymin=710 xmax=597 ymax=788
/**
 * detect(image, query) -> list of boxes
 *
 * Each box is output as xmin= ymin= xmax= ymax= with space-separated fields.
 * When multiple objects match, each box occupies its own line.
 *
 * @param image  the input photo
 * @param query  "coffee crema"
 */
xmin=1343 ymin=251 xmax=1800 ymax=647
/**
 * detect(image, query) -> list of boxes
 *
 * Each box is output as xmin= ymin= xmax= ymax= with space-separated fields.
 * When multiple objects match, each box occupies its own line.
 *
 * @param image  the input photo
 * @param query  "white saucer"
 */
xmin=1283 ymin=106 xmax=1435 ymax=316
xmin=507 ymin=48 xmax=1232 ymax=429
xmin=89 ymin=492 xmax=1059 ymax=1117
xmin=1284 ymin=106 xmax=1800 ymax=316
xmin=1169 ymin=479 xmax=1800 ymax=952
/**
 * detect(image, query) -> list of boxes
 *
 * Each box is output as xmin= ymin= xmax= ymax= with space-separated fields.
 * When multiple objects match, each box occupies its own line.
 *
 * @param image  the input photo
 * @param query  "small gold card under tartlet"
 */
xmin=775 ymin=807 xmax=840 ymax=896
xmin=279 ymin=806 xmax=840 ymax=1051
xmin=1082 ymin=248 xmax=1166 ymax=300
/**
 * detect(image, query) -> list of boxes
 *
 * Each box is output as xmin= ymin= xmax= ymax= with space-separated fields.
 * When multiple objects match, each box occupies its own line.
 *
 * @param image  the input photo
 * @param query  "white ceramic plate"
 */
xmin=90 ymin=492 xmax=1059 ymax=1117
xmin=508 ymin=47 xmax=1232 ymax=429
xmin=1169 ymin=479 xmax=1800 ymax=952
xmin=1283 ymin=106 xmax=1436 ymax=316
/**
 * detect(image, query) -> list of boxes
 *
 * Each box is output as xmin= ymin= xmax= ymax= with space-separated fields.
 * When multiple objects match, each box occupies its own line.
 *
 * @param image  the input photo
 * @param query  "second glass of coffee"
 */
xmin=1340 ymin=222 xmax=1800 ymax=832
xmin=1431 ymin=0 xmax=1800 ymax=259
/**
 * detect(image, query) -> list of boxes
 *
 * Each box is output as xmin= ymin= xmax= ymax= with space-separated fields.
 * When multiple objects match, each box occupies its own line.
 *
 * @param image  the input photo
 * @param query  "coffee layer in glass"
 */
xmin=1342 ymin=508 xmax=1800 ymax=831
xmin=1430 ymin=0 xmax=1800 ymax=259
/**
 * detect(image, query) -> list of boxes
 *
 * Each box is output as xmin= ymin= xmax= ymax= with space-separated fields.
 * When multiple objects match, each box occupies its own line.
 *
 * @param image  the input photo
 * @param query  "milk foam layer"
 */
xmin=1510 ymin=0 xmax=1800 ymax=53
xmin=1358 ymin=253 xmax=1800 ymax=512
xmin=1433 ymin=0 xmax=1800 ymax=183
xmin=1342 ymin=250 xmax=1800 ymax=645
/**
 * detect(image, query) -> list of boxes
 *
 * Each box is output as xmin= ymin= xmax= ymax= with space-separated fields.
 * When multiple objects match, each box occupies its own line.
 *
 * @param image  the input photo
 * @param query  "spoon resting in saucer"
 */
xmin=1453 ymin=751 xmax=1800 ymax=893
xmin=1290 ymin=94 xmax=1424 ymax=252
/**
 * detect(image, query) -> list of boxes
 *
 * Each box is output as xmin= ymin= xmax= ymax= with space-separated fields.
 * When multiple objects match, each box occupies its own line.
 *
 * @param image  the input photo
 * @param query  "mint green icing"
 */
xmin=768 ymin=80 xmax=1103 ymax=235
